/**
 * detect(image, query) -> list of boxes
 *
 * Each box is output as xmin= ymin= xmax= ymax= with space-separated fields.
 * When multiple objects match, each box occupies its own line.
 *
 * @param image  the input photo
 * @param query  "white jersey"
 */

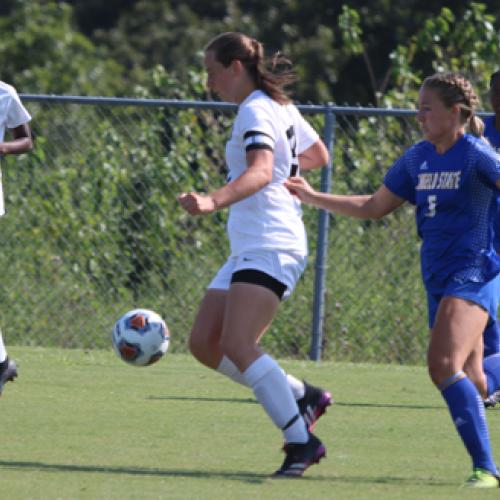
xmin=0 ymin=81 xmax=31 ymax=217
xmin=225 ymin=90 xmax=319 ymax=256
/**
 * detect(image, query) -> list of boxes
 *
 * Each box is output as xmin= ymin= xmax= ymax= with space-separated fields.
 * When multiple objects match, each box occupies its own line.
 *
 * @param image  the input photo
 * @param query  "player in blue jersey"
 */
xmin=484 ymin=70 xmax=500 ymax=151
xmin=481 ymin=70 xmax=500 ymax=407
xmin=286 ymin=72 xmax=500 ymax=488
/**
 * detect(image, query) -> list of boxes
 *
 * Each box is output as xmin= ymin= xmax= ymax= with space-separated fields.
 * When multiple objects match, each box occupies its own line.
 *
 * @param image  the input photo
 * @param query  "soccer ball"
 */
xmin=112 ymin=308 xmax=170 ymax=366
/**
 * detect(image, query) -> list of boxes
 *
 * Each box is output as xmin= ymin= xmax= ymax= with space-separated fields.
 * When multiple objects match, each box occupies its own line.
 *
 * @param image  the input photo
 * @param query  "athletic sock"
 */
xmin=217 ymin=356 xmax=247 ymax=386
xmin=217 ymin=356 xmax=306 ymax=400
xmin=286 ymin=373 xmax=306 ymax=400
xmin=0 ymin=331 xmax=7 ymax=364
xmin=441 ymin=373 xmax=498 ymax=475
xmin=243 ymin=354 xmax=308 ymax=444
xmin=483 ymin=353 xmax=500 ymax=396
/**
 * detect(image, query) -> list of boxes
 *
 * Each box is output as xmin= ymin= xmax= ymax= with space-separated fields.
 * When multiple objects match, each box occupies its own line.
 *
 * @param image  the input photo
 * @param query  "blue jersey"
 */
xmin=484 ymin=116 xmax=500 ymax=249
xmin=485 ymin=116 xmax=500 ymax=151
xmin=384 ymin=134 xmax=500 ymax=293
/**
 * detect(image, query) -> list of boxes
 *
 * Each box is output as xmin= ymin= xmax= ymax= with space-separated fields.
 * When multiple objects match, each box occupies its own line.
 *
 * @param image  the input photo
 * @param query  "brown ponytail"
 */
xmin=204 ymin=32 xmax=296 ymax=104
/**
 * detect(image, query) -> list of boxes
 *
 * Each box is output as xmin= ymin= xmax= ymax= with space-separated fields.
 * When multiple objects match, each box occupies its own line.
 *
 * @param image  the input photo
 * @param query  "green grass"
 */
xmin=1 ymin=347 xmax=500 ymax=499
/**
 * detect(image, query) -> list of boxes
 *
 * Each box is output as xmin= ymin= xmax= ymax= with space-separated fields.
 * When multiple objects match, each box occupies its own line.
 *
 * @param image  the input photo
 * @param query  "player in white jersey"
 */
xmin=178 ymin=32 xmax=330 ymax=476
xmin=0 ymin=81 xmax=33 ymax=395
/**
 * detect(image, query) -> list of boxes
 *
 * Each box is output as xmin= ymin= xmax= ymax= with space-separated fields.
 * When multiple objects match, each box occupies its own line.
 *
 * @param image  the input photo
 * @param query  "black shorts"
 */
xmin=231 ymin=269 xmax=287 ymax=300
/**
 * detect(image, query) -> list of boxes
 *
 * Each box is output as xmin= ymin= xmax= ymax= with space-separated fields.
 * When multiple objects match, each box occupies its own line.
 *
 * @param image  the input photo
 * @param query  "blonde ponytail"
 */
xmin=468 ymin=114 xmax=485 ymax=138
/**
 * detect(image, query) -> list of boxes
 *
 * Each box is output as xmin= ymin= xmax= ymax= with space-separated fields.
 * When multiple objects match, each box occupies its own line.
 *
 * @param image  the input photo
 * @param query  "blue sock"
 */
xmin=484 ymin=320 xmax=500 ymax=358
xmin=441 ymin=374 xmax=498 ymax=475
xmin=484 ymin=354 xmax=500 ymax=396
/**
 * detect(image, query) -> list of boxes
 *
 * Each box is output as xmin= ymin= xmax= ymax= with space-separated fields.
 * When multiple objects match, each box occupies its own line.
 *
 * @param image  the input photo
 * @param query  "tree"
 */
xmin=385 ymin=2 xmax=500 ymax=108
xmin=0 ymin=0 xmax=126 ymax=95
xmin=63 ymin=0 xmax=500 ymax=104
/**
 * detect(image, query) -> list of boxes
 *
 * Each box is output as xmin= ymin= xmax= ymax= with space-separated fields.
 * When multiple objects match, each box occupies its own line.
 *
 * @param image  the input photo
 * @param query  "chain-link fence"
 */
xmin=0 ymin=95 xmax=447 ymax=364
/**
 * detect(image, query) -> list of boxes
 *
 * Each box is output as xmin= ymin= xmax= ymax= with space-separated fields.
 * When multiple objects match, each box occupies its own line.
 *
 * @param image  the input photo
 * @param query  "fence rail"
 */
xmin=1 ymin=95 xmax=491 ymax=363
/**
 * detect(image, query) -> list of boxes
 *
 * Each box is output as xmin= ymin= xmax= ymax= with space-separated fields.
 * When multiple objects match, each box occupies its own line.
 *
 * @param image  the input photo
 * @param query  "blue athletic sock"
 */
xmin=484 ymin=321 xmax=500 ymax=358
xmin=484 ymin=353 xmax=500 ymax=396
xmin=441 ymin=374 xmax=498 ymax=475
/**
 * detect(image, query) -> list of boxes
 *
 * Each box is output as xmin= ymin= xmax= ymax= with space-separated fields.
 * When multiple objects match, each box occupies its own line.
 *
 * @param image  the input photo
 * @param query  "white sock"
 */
xmin=217 ymin=356 xmax=247 ymax=386
xmin=217 ymin=356 xmax=306 ymax=401
xmin=243 ymin=354 xmax=308 ymax=444
xmin=0 ymin=331 xmax=7 ymax=363
xmin=287 ymin=374 xmax=305 ymax=400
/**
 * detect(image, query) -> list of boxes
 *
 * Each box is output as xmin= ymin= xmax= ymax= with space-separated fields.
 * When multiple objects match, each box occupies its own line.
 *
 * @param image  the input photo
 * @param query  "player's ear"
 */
xmin=230 ymin=59 xmax=244 ymax=76
xmin=451 ymin=103 xmax=462 ymax=119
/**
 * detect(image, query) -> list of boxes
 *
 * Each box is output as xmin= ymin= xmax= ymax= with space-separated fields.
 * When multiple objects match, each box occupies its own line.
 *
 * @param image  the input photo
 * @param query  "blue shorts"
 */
xmin=427 ymin=274 xmax=500 ymax=329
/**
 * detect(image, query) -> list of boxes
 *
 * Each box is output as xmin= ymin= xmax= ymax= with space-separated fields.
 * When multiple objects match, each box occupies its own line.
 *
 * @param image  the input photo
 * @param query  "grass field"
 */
xmin=1 ymin=347 xmax=500 ymax=499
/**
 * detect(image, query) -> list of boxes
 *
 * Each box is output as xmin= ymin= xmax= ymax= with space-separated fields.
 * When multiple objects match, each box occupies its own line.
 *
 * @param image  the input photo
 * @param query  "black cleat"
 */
xmin=297 ymin=381 xmax=333 ymax=431
xmin=273 ymin=433 xmax=326 ymax=478
xmin=0 ymin=358 xmax=18 ymax=396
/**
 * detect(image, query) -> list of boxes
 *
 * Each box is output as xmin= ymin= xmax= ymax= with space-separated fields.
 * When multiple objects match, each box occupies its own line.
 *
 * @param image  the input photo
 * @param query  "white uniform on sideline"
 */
xmin=0 ymin=81 xmax=31 ymax=217
xmin=0 ymin=81 xmax=31 ymax=389
xmin=209 ymin=90 xmax=320 ymax=297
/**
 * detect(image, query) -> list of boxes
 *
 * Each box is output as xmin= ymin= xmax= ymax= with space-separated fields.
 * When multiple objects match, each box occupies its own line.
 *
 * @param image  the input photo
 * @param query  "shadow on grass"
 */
xmin=148 ymin=396 xmax=441 ymax=411
xmin=336 ymin=401 xmax=443 ymax=410
xmin=0 ymin=460 xmax=268 ymax=484
xmin=147 ymin=395 xmax=258 ymax=404
xmin=0 ymin=460 xmax=457 ymax=487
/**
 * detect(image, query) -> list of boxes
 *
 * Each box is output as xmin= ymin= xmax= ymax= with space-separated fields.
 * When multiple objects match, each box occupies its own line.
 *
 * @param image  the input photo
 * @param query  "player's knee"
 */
xmin=427 ymin=354 xmax=455 ymax=387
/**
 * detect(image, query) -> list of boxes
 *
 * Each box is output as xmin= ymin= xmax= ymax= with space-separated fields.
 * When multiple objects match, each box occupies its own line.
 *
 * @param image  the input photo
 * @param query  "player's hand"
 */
xmin=284 ymin=176 xmax=317 ymax=204
xmin=178 ymin=192 xmax=217 ymax=215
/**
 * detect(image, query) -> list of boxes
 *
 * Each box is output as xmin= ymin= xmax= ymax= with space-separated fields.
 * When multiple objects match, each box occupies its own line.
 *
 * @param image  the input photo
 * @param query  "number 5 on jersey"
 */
xmin=426 ymin=195 xmax=437 ymax=217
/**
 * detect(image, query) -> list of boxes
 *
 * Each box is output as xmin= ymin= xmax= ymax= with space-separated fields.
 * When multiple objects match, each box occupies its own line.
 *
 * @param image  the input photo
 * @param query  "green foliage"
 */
xmin=2 ymin=1 xmax=499 ymax=104
xmin=338 ymin=6 xmax=363 ymax=56
xmin=0 ymin=0 xmax=125 ymax=94
xmin=386 ymin=2 xmax=500 ymax=108
xmin=0 ymin=2 xmax=499 ymax=363
xmin=1 ymin=68 xmax=234 ymax=350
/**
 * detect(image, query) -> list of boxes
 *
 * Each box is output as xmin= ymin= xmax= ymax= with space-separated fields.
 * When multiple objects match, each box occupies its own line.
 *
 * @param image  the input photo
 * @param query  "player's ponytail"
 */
xmin=468 ymin=114 xmax=485 ymax=138
xmin=204 ymin=32 xmax=295 ymax=104
xmin=422 ymin=72 xmax=485 ymax=138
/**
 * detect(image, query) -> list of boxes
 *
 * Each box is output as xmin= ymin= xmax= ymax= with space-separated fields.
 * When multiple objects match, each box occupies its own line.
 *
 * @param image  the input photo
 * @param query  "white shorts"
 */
xmin=208 ymin=250 xmax=307 ymax=300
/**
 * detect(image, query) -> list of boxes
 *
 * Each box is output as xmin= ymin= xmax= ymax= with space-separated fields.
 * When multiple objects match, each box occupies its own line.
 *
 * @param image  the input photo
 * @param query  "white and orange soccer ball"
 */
xmin=112 ymin=309 xmax=169 ymax=366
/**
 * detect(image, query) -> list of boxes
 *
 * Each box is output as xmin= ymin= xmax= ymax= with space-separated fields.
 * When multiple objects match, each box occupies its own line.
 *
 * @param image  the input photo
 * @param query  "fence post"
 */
xmin=309 ymin=104 xmax=335 ymax=361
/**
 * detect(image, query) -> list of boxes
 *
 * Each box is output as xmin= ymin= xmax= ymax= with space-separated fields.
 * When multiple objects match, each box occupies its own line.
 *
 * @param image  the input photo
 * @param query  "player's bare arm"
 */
xmin=179 ymin=149 xmax=273 ymax=215
xmin=286 ymin=177 xmax=404 ymax=219
xmin=298 ymin=139 xmax=329 ymax=171
xmin=0 ymin=123 xmax=32 ymax=155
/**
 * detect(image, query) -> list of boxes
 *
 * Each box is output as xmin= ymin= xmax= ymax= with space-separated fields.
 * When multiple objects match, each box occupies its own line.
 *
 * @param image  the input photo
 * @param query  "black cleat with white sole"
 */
xmin=273 ymin=433 xmax=326 ymax=477
xmin=297 ymin=381 xmax=333 ymax=431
